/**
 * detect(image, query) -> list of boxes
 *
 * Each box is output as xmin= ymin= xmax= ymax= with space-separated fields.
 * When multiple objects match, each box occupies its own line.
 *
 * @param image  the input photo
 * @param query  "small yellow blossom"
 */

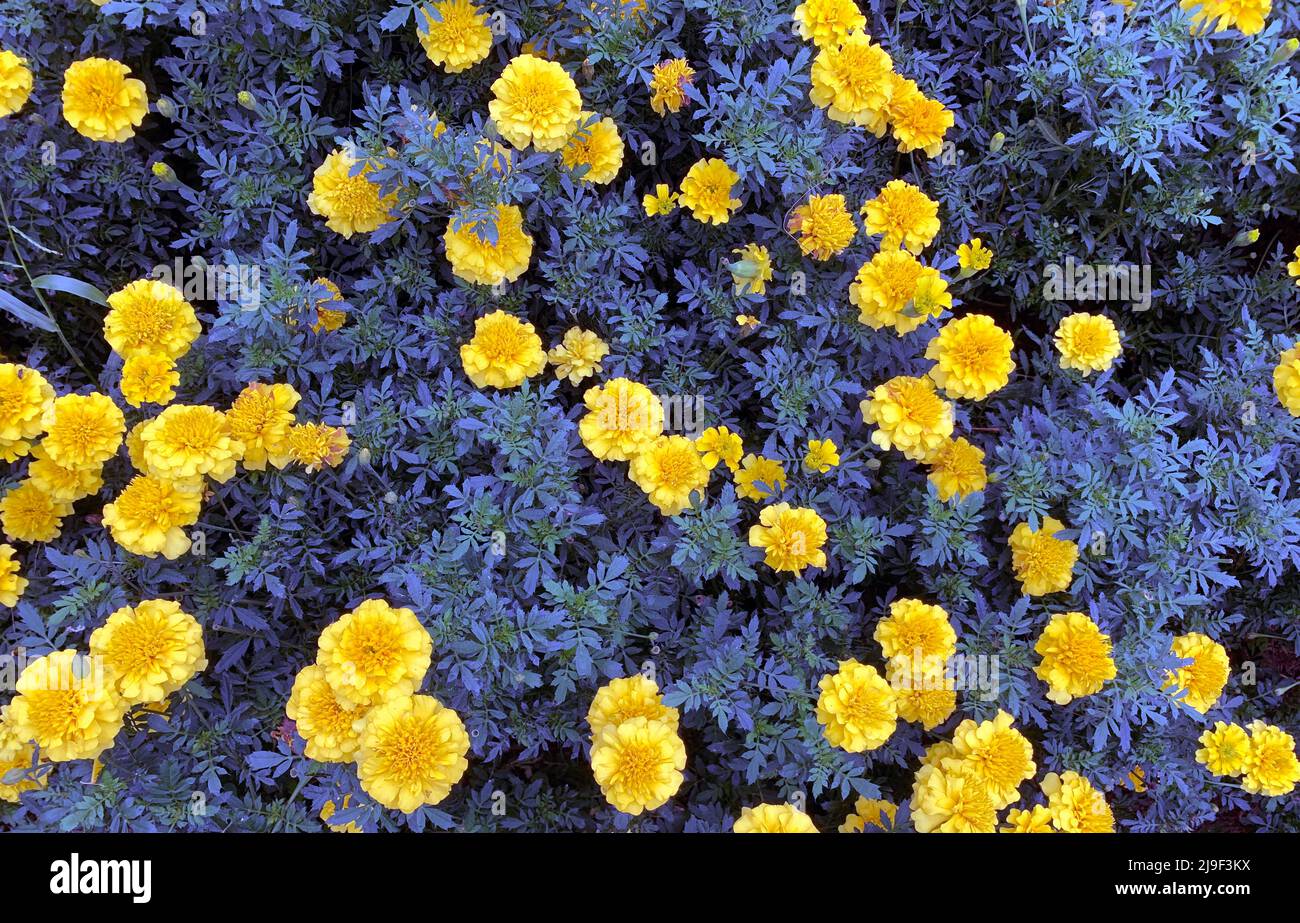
xmin=733 ymin=453 xmax=787 ymax=500
xmin=226 ymin=382 xmax=300 ymax=471
xmin=276 ymin=423 xmax=350 ymax=473
xmin=1040 ymin=771 xmax=1114 ymax=833
xmin=0 ymin=363 xmax=54 ymax=463
xmin=8 ymin=650 xmax=127 ymax=762
xmin=306 ymin=149 xmax=398 ymax=239
xmin=1273 ymin=340 xmax=1300 ymax=417
xmin=1 ymin=481 xmax=72 ymax=544
xmin=443 ymin=204 xmax=534 ymax=286
xmin=590 ymin=716 xmax=686 ymax=815
xmin=910 ymin=758 xmax=997 ymax=833
xmin=0 ymin=50 xmax=34 ymax=118
xmin=850 ymin=249 xmax=950 ymax=336
xmin=642 ymin=183 xmax=678 ymax=216
xmin=648 ymin=58 xmax=695 ymax=115
xmin=1241 ymin=720 xmax=1300 ymax=797
xmin=89 ymin=599 xmax=206 ymax=705
xmin=0 ymin=544 xmax=27 ymax=607
xmin=695 ymin=426 xmax=744 ymax=472
xmin=787 ymin=194 xmax=856 ymax=261
xmin=816 ymin=659 xmax=897 ymax=753
xmin=41 ymin=392 xmax=125 ymax=471
xmin=1001 ymin=805 xmax=1055 ymax=833
xmin=357 ymin=694 xmax=470 ymax=812
xmin=101 ymin=474 xmax=203 ymax=559
xmin=861 ymin=180 xmax=941 ymax=254
xmin=61 ymin=57 xmax=148 ymax=142
xmin=678 ymin=158 xmax=741 ymax=225
xmin=417 ymin=0 xmax=493 ymax=74
xmin=317 ymin=598 xmax=433 ymax=710
xmin=925 ymin=313 xmax=1015 ymax=401
xmin=950 ymin=710 xmax=1037 ymax=809
xmin=561 ymin=112 xmax=625 ymax=184
xmin=488 ymin=54 xmax=583 ymax=151
xmin=748 ymin=503 xmax=828 ymax=575
xmin=803 ymin=438 xmax=839 ymax=473
xmin=1164 ymin=632 xmax=1230 ymax=714
xmin=286 ymin=664 xmax=365 ymax=763
xmin=792 ymin=0 xmax=866 ymax=48
xmin=26 ymin=443 xmax=103 ymax=503
xmin=1196 ymin=722 xmax=1250 ymax=778
xmin=120 ymin=354 xmax=179 ymax=408
xmin=1054 ymin=312 xmax=1122 ymax=376
xmin=886 ymin=78 xmax=953 ymax=157
xmin=140 ymin=404 xmax=244 ymax=483
xmin=586 ymin=675 xmax=679 ymax=738
xmin=926 ymin=436 xmax=988 ymax=501
xmin=548 ymin=327 xmax=609 ymax=385
xmin=628 ymin=435 xmax=711 ymax=516
xmin=104 ymin=279 xmax=201 ymax=361
xmin=729 ymin=243 xmax=773 ymax=296
xmin=579 ymin=378 xmax=664 ymax=461
xmin=956 ymin=238 xmax=993 ymax=275
xmin=875 ymin=597 xmax=956 ymax=662
xmin=809 ymin=32 xmax=894 ymax=126
xmin=860 ymin=375 xmax=954 ymax=462
xmin=839 ymin=797 xmax=896 ymax=832
xmin=1010 ymin=516 xmax=1078 ymax=596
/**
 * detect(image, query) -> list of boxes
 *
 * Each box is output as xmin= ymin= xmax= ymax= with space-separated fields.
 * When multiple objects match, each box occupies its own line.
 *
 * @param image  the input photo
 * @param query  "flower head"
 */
xmin=286 ymin=664 xmax=365 ymax=763
xmin=1273 ymin=341 xmax=1300 ymax=417
xmin=839 ymin=797 xmax=896 ymax=832
xmin=1034 ymin=611 xmax=1116 ymax=705
xmin=629 ymin=435 xmax=710 ymax=516
xmin=226 ymin=382 xmax=300 ymax=471
xmin=862 ymin=180 xmax=941 ymax=254
xmin=444 ymin=204 xmax=534 ymax=286
xmin=875 ymin=598 xmax=956 ymax=662
xmin=0 ymin=736 xmax=43 ymax=802
xmin=101 ymin=474 xmax=203 ymax=559
xmin=89 ymin=599 xmax=206 ymax=705
xmin=734 ymin=453 xmax=787 ymax=500
xmin=792 ymin=0 xmax=866 ymax=48
xmin=548 ymin=327 xmax=609 ymax=385
xmin=1040 ymin=771 xmax=1114 ymax=832
xmin=104 ymin=279 xmax=201 ymax=361
xmin=910 ymin=758 xmax=997 ymax=833
xmin=307 ymin=149 xmax=398 ymax=239
xmin=1180 ymin=0 xmax=1271 ymax=35
xmin=678 ymin=158 xmax=741 ymax=225
xmin=950 ymin=710 xmax=1036 ymax=809
xmin=459 ymin=310 xmax=547 ymax=389
xmin=0 ymin=50 xmax=34 ymax=117
xmin=695 ymin=426 xmax=744 ymax=472
xmin=887 ymin=658 xmax=956 ymax=730
xmin=957 ymin=238 xmax=993 ymax=273
xmin=317 ymin=599 xmax=433 ymax=710
xmin=120 ymin=354 xmax=179 ymax=408
xmin=274 ymin=423 xmax=350 ymax=473
xmin=926 ymin=437 xmax=987 ymax=501
xmin=860 ymin=375 xmax=954 ymax=461
xmin=1196 ymin=721 xmax=1250 ymax=778
xmin=748 ymin=503 xmax=828 ymax=575
xmin=0 ymin=544 xmax=27 ymax=607
xmin=61 ymin=57 xmax=148 ymax=142
xmin=1 ymin=482 xmax=71 ymax=543
xmin=1010 ymin=516 xmax=1078 ymax=596
xmin=816 ymin=659 xmax=897 ymax=752
xmin=1164 ymin=632 xmax=1229 ymax=714
xmin=809 ymin=32 xmax=894 ymax=125
xmin=586 ymin=675 xmax=679 ymax=738
xmin=41 ymin=392 xmax=125 ymax=471
xmin=562 ymin=112 xmax=625 ymax=184
xmin=0 ymin=363 xmax=54 ymax=462
xmin=141 ymin=404 xmax=244 ymax=483
xmin=642 ymin=183 xmax=678 ymax=216
xmin=729 ymin=243 xmax=773 ymax=296
xmin=925 ymin=314 xmax=1015 ymax=400
xmin=357 ymin=694 xmax=471 ymax=812
xmin=489 ymin=54 xmax=583 ymax=151
xmin=579 ymin=378 xmax=664 ymax=461
xmin=1054 ymin=313 xmax=1122 ymax=376
xmin=734 ymin=803 xmax=818 ymax=833
xmin=804 ymin=438 xmax=840 ymax=473
xmin=1241 ymin=721 xmax=1299 ymax=797
xmin=1002 ymin=805 xmax=1055 ymax=833
xmin=590 ymin=716 xmax=686 ymax=815
xmin=886 ymin=79 xmax=953 ymax=157
xmin=850 ymin=249 xmax=950 ymax=335
xmin=787 ymin=194 xmax=856 ymax=261
xmin=649 ymin=58 xmax=695 ymax=115
xmin=417 ymin=0 xmax=493 ymax=73
xmin=310 ymin=278 xmax=347 ymax=333
xmin=8 ymin=650 xmax=126 ymax=762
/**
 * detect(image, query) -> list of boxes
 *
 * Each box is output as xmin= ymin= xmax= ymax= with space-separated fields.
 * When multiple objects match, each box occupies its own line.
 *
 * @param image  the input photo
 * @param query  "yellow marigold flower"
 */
xmin=730 ymin=243 xmax=773 ymax=296
xmin=950 ymin=710 xmax=1036 ymax=809
xmin=649 ymin=58 xmax=695 ymax=115
xmin=104 ymin=279 xmax=201 ymax=361
xmin=816 ymin=659 xmax=897 ymax=753
xmin=1196 ymin=721 xmax=1250 ymax=778
xmin=444 ymin=204 xmax=534 ymax=286
xmin=792 ymin=0 xmax=865 ymax=48
xmin=910 ymin=758 xmax=997 ymax=833
xmin=1 ymin=481 xmax=71 ymax=543
xmin=839 ymin=797 xmax=896 ymax=832
xmin=579 ymin=378 xmax=664 ymax=461
xmin=926 ymin=436 xmax=987 ymax=502
xmin=1010 ymin=516 xmax=1078 ymax=597
xmin=89 ymin=599 xmax=206 ymax=705
xmin=417 ymin=0 xmax=493 ymax=73
xmin=0 ymin=543 xmax=27 ymax=607
xmin=808 ymin=31 xmax=894 ymax=126
xmin=101 ymin=474 xmax=202 ymax=559
xmin=0 ymin=50 xmax=34 ymax=118
xmin=489 ymin=53 xmax=583 ymax=151
xmin=925 ymin=314 xmax=1015 ymax=402
xmin=1242 ymin=720 xmax=1300 ymax=797
xmin=920 ymin=739 xmax=957 ymax=768
xmin=734 ymin=803 xmax=818 ymax=833
xmin=61 ymin=57 xmax=148 ymax=142
xmin=678 ymin=158 xmax=741 ymax=225
xmin=642 ymin=183 xmax=678 ymax=216
xmin=141 ymin=404 xmax=244 ymax=483
xmin=1180 ymin=0 xmax=1271 ymax=35
xmin=734 ymin=452 xmax=787 ymax=500
xmin=8 ymin=650 xmax=126 ymax=762
xmin=306 ymin=149 xmax=398 ymax=239
xmin=860 ymin=375 xmax=954 ymax=462
xmin=311 ymin=278 xmax=347 ymax=333
xmin=1273 ymin=340 xmax=1300 ymax=417
xmin=26 ymin=443 xmax=103 ymax=504
xmin=548 ymin=327 xmax=609 ymax=385
xmin=562 ymin=112 xmax=625 ymax=184
xmin=1040 ymin=771 xmax=1114 ymax=833
xmin=629 ymin=435 xmax=711 ymax=516
xmin=1164 ymin=632 xmax=1229 ymax=714
xmin=1001 ymin=805 xmax=1055 ymax=833
xmin=861 ymin=180 xmax=941 ymax=254
xmin=125 ymin=420 xmax=149 ymax=471
xmin=1034 ymin=611 xmax=1116 ymax=705
xmin=286 ymin=664 xmax=365 ymax=763
xmin=590 ymin=716 xmax=686 ymax=815
xmin=586 ymin=674 xmax=679 ymax=738
xmin=1288 ymin=244 xmax=1300 ymax=283
xmin=956 ymin=238 xmax=993 ymax=274
xmin=875 ymin=597 xmax=956 ymax=662
xmin=736 ymin=313 xmax=759 ymax=326
xmin=887 ymin=658 xmax=956 ymax=730
xmin=320 ymin=794 xmax=362 ymax=833
xmin=279 ymin=420 xmax=343 ymax=473
xmin=459 ymin=310 xmax=547 ymax=389
xmin=804 ymin=438 xmax=839 ymax=473
xmin=227 ymin=382 xmax=300 ymax=471
xmin=317 ymin=598 xmax=433 ymax=710
xmin=1054 ymin=312 xmax=1122 ymax=376
xmin=695 ymin=425 xmax=743 ymax=472
xmin=748 ymin=503 xmax=828 ymax=575
xmin=41 ymin=392 xmax=125 ymax=471
xmin=0 ymin=738 xmax=44 ymax=802
xmin=886 ymin=80 xmax=953 ymax=157
xmin=0 ymin=363 xmax=54 ymax=463
xmin=120 ymin=354 xmax=179 ymax=408
xmin=357 ymin=694 xmax=470 ymax=812
xmin=850 ymin=249 xmax=949 ymax=335
xmin=787 ymin=193 xmax=856 ymax=261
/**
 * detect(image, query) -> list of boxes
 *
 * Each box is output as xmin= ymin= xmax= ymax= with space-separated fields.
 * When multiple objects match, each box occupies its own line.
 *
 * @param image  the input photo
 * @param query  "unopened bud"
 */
xmin=1230 ymin=228 xmax=1259 ymax=248
xmin=155 ymin=96 xmax=178 ymax=120
xmin=989 ymin=131 xmax=1006 ymax=154
xmin=236 ymin=91 xmax=257 ymax=111
xmin=151 ymin=161 xmax=177 ymax=183
xmin=1271 ymin=38 xmax=1299 ymax=66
